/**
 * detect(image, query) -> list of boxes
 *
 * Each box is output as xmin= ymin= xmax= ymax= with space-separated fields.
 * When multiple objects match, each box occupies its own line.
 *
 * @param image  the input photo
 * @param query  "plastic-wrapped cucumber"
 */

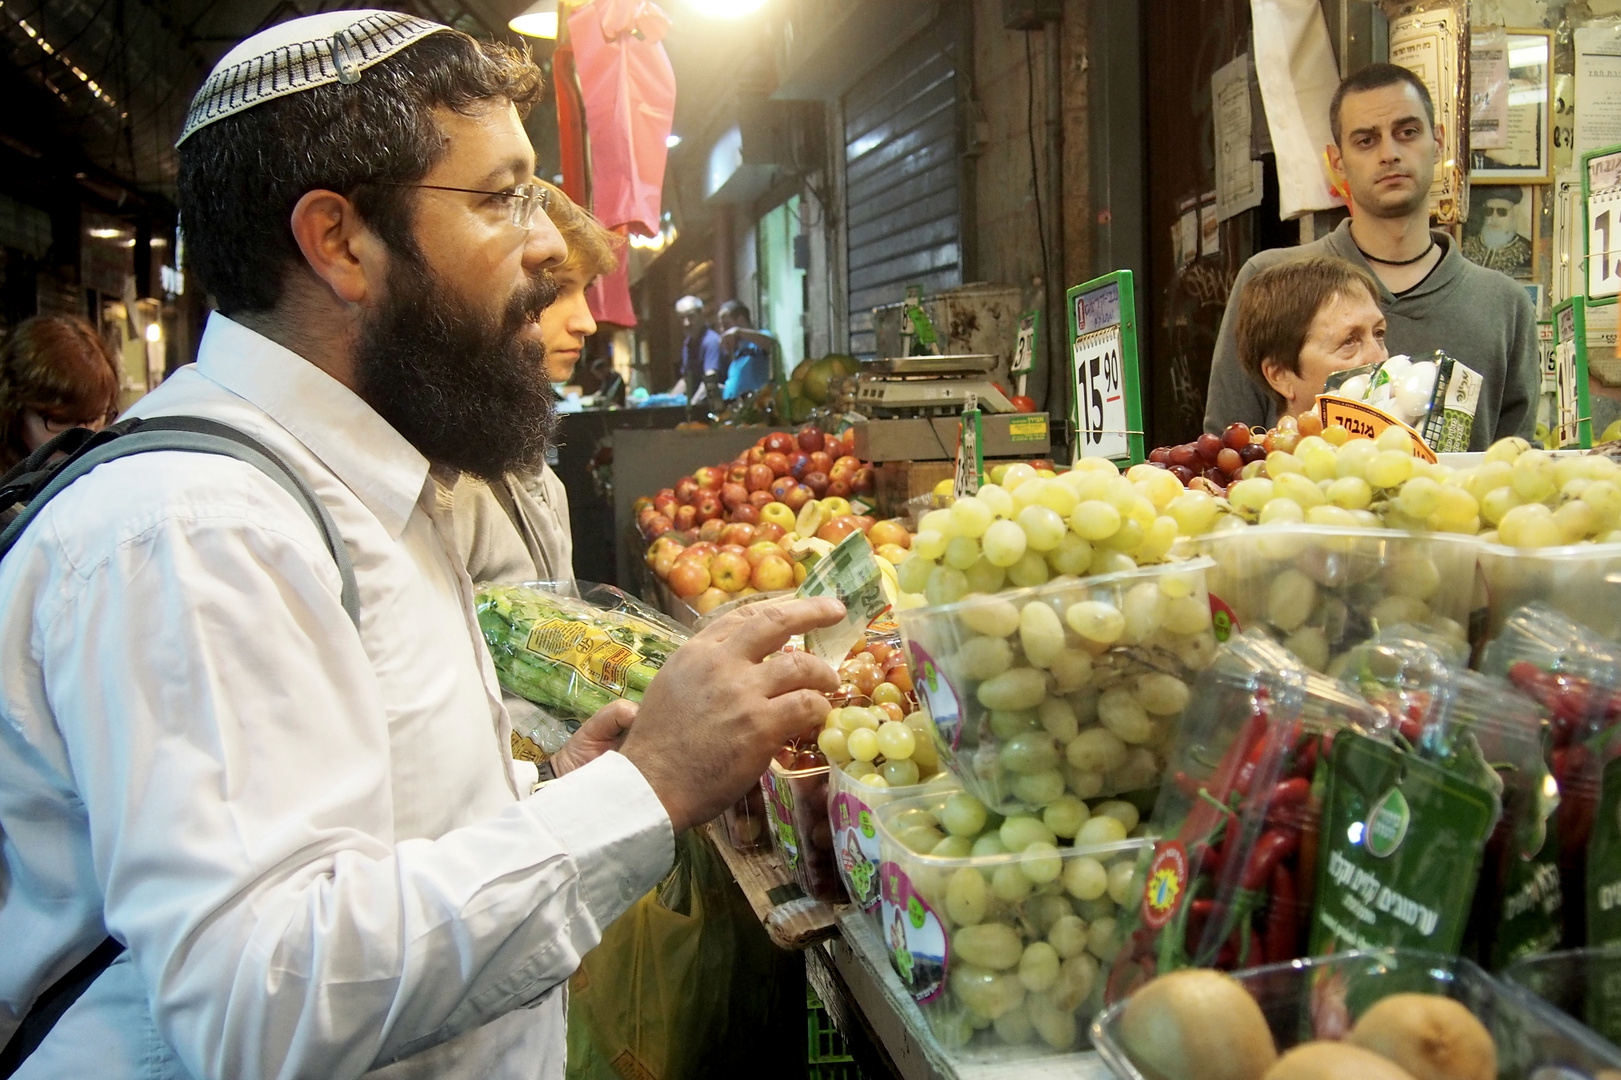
xmin=476 ymin=581 xmax=688 ymax=725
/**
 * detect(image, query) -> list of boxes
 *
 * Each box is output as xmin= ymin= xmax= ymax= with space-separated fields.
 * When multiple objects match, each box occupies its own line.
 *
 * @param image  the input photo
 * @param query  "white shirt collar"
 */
xmin=194 ymin=312 xmax=430 ymax=538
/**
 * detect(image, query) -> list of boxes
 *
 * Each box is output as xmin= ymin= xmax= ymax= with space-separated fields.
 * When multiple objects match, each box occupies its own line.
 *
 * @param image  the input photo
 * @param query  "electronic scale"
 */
xmin=853 ymin=354 xmax=1014 ymax=416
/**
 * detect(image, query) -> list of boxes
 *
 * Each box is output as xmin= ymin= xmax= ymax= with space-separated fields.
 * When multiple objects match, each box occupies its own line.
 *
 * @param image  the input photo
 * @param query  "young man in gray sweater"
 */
xmin=1203 ymin=64 xmax=1539 ymax=450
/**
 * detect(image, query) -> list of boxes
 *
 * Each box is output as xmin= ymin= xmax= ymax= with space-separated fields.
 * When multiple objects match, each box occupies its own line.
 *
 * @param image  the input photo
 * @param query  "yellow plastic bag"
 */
xmin=566 ymin=832 xmax=732 ymax=1080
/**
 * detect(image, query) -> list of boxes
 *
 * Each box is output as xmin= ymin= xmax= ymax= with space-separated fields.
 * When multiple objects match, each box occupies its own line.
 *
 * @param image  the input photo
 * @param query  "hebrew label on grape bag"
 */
xmin=880 ymin=861 xmax=948 ymax=1003
xmin=832 ymin=791 xmax=881 ymax=911
xmin=907 ymin=641 xmax=963 ymax=749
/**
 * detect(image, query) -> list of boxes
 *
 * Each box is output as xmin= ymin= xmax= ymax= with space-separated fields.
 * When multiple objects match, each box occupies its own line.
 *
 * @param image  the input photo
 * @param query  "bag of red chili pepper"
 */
xmin=1337 ymin=635 xmax=1557 ymax=968
xmin=1481 ymin=603 xmax=1621 ymax=950
xmin=1103 ymin=637 xmax=1383 ymax=1002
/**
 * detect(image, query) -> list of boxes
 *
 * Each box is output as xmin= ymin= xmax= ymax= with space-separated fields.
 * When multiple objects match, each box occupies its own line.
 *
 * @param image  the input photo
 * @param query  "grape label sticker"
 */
xmin=763 ymin=770 xmax=800 ymax=871
xmin=1066 ymin=271 xmax=1144 ymax=465
xmin=907 ymin=641 xmax=963 ymax=749
xmin=832 ymin=792 xmax=881 ymax=911
xmin=1141 ymin=842 xmax=1189 ymax=930
xmin=880 ymin=861 xmax=948 ymax=1003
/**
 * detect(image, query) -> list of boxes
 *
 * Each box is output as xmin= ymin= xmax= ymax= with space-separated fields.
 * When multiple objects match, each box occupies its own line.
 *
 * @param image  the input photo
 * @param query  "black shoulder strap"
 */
xmin=0 ymin=416 xmax=360 ymax=627
xmin=0 ymin=937 xmax=125 ymax=1076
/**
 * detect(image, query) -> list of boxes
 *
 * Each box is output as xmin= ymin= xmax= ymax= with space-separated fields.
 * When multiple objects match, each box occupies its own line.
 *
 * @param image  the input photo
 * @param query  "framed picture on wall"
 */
xmin=1470 ymin=30 xmax=1552 ymax=183
xmin=1464 ymin=183 xmax=1538 ymax=280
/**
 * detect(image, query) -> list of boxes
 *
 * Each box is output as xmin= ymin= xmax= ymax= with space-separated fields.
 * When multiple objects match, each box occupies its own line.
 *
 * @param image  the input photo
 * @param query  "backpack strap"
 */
xmin=0 ymin=416 xmax=360 ymax=629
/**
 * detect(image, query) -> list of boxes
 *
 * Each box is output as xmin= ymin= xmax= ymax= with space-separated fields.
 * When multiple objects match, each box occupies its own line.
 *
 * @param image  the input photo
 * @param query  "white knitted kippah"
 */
xmin=177 ymin=10 xmax=452 ymax=146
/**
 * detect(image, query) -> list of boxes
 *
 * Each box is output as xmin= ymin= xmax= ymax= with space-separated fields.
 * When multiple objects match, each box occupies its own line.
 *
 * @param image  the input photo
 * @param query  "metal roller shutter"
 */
xmin=843 ymin=19 xmax=963 ymax=358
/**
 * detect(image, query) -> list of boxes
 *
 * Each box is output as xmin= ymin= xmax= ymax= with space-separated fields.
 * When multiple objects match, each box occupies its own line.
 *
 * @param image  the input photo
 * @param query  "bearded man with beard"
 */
xmin=1203 ymin=63 xmax=1538 ymax=448
xmin=0 ymin=13 xmax=845 ymax=1080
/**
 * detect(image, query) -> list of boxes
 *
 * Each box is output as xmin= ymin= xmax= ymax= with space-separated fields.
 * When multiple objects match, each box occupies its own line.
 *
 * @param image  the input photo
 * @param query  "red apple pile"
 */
xmin=635 ymin=425 xmax=914 ymax=613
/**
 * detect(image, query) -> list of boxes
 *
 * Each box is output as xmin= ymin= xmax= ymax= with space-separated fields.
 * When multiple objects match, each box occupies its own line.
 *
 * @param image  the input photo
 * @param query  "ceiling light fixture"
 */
xmin=509 ymin=0 xmax=559 ymax=38
xmin=690 ymin=0 xmax=768 ymax=16
xmin=87 ymin=226 xmax=123 ymax=239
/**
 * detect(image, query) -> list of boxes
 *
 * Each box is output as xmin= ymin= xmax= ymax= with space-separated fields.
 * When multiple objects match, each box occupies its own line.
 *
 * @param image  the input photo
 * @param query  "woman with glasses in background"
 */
xmin=0 ymin=315 xmax=122 ymax=472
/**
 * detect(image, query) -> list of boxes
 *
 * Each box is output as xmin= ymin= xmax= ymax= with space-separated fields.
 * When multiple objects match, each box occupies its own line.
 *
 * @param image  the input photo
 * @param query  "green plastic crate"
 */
xmin=807 ymin=985 xmax=863 ymax=1080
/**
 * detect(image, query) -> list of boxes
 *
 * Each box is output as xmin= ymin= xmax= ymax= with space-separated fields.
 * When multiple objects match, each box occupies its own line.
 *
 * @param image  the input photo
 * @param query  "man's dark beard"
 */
xmin=353 ymin=249 xmax=561 ymax=482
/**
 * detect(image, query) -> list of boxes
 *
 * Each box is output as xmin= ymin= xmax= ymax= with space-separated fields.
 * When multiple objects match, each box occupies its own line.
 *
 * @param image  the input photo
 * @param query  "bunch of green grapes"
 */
xmin=886 ymin=792 xmax=1147 ymax=1052
xmin=1217 ymin=427 xmax=1621 ymax=548
xmin=818 ymin=704 xmax=944 ymax=787
xmin=894 ymin=460 xmax=1214 ymax=608
xmin=906 ymin=567 xmax=1216 ymax=810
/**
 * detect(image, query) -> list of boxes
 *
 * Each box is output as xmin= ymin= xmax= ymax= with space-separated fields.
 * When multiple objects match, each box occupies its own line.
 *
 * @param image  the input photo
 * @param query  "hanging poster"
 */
xmin=1471 ymin=31 xmax=1552 ymax=182
xmin=1388 ymin=5 xmax=1466 ymax=223
xmin=1213 ymin=53 xmax=1265 ymax=220
xmin=1575 ymin=25 xmax=1621 ymax=158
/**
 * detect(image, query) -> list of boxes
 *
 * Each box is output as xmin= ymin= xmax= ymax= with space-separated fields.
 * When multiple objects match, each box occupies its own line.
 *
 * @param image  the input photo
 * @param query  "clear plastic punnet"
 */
xmin=873 ymin=790 xmax=1152 ymax=1060
xmin=1477 ymin=540 xmax=1621 ymax=644
xmin=896 ymin=558 xmax=1218 ymax=813
xmin=1194 ymin=526 xmax=1477 ymax=674
xmin=1092 ymin=949 xmax=1621 ymax=1079
xmin=1503 ymin=944 xmax=1621 ymax=1051
xmin=1104 ymin=636 xmax=1384 ymax=997
xmin=828 ymin=765 xmax=954 ymax=924
xmin=762 ymin=758 xmax=847 ymax=905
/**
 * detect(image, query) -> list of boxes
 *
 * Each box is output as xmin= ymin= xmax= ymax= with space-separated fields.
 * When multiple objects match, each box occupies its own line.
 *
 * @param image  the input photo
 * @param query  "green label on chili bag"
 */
xmin=1588 ymin=756 xmax=1621 ymax=947
xmin=1310 ymin=733 xmax=1494 ymax=957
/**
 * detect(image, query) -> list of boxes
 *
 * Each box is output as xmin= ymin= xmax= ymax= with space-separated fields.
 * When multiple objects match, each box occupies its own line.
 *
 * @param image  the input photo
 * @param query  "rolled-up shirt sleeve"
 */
xmin=36 ymin=505 xmax=673 ymax=1080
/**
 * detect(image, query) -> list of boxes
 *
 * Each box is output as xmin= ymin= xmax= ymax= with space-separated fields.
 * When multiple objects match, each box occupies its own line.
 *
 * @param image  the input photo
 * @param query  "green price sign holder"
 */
xmin=1065 ymin=270 xmax=1145 ymax=466
xmin=1551 ymin=295 xmax=1594 ymax=449
xmin=1583 ymin=142 xmax=1621 ymax=306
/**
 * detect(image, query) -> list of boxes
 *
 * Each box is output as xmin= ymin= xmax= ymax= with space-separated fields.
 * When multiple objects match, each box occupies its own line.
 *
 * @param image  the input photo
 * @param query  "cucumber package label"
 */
xmin=1311 ymin=733 xmax=1495 ymax=957
xmin=832 ymin=792 xmax=880 ymax=911
xmin=880 ymin=861 xmax=948 ymax=1003
xmin=523 ymin=619 xmax=645 ymax=695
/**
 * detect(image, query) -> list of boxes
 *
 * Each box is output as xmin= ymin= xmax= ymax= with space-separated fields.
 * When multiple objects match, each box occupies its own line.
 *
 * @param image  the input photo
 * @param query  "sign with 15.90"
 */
xmin=1073 ymin=327 xmax=1128 ymax=461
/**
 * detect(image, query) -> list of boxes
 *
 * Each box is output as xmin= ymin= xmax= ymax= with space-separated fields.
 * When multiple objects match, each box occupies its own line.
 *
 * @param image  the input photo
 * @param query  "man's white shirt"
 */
xmin=0 ymin=312 xmax=672 ymax=1079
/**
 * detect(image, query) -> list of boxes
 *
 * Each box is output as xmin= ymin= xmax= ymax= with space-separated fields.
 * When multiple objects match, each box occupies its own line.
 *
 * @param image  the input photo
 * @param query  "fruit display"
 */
xmin=898 ymin=559 xmax=1217 ymax=812
xmin=1094 ymin=950 xmax=1621 ymax=1080
xmin=875 ymin=789 xmax=1150 ymax=1054
xmin=1196 ymin=525 xmax=1478 ymax=673
xmin=635 ymin=424 xmax=915 ymax=615
xmin=896 ymin=459 xmax=1207 ymax=610
xmin=1146 ymin=423 xmax=1270 ymax=497
xmin=782 ymin=353 xmax=860 ymax=422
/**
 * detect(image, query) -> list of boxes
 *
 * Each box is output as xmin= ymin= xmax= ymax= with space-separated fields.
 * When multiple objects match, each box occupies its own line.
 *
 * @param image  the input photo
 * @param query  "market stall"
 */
xmin=478 ymin=267 xmax=1621 ymax=1079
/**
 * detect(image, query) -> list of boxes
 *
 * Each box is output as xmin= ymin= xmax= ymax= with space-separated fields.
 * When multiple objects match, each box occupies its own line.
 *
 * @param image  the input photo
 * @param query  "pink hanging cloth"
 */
xmin=588 ymin=253 xmax=638 ymax=326
xmin=567 ymin=0 xmax=676 ymax=239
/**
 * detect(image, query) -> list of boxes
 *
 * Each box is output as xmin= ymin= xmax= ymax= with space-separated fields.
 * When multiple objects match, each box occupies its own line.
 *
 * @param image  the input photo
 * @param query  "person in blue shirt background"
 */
xmin=672 ymin=295 xmax=721 ymax=403
xmin=718 ymin=300 xmax=775 ymax=401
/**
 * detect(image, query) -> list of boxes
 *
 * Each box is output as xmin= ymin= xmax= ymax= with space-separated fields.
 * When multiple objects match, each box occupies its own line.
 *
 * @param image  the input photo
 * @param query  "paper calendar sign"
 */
xmin=1585 ymin=145 xmax=1621 ymax=303
xmin=1066 ymin=271 xmax=1144 ymax=465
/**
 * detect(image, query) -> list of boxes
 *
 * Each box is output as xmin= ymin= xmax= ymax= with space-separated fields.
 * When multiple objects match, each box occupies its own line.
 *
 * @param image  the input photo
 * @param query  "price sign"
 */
xmin=1012 ymin=311 xmax=1038 ymax=376
xmin=1073 ymin=329 xmax=1130 ymax=461
xmin=953 ymin=397 xmax=983 ymax=499
xmin=1585 ymin=145 xmax=1621 ymax=303
xmin=1066 ymin=270 xmax=1145 ymax=465
xmin=1552 ymin=297 xmax=1593 ymax=449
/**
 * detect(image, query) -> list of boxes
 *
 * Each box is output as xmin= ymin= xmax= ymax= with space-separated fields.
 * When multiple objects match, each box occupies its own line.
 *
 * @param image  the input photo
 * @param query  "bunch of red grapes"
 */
xmin=1146 ymin=414 xmax=1328 ymax=497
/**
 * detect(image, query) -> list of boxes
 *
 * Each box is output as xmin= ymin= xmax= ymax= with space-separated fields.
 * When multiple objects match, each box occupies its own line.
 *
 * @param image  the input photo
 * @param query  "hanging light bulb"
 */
xmin=509 ymin=0 xmax=559 ymax=38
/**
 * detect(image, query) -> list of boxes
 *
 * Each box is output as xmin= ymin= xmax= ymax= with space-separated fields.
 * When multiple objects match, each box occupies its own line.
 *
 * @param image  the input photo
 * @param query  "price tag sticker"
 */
xmin=1073 ymin=327 xmax=1129 ymax=461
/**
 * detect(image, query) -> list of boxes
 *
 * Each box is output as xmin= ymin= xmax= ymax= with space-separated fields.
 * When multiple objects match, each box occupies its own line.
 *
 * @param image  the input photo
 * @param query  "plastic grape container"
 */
xmin=1092 ymin=949 xmax=1621 ymax=1079
xmin=1477 ymin=540 xmax=1621 ymax=645
xmin=764 ymin=758 xmax=847 ymax=904
xmin=721 ymin=785 xmax=771 ymax=855
xmin=1195 ymin=526 xmax=1477 ymax=673
xmin=874 ymin=790 xmax=1152 ymax=1060
xmin=896 ymin=558 xmax=1218 ymax=813
xmin=1503 ymin=946 xmax=1621 ymax=1052
xmin=828 ymin=764 xmax=956 ymax=922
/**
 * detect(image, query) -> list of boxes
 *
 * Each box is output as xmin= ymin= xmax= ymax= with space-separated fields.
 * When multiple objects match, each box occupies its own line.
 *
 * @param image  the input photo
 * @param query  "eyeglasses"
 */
xmin=367 ymin=181 xmax=551 ymax=230
xmin=1486 ymin=205 xmax=1512 ymax=217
